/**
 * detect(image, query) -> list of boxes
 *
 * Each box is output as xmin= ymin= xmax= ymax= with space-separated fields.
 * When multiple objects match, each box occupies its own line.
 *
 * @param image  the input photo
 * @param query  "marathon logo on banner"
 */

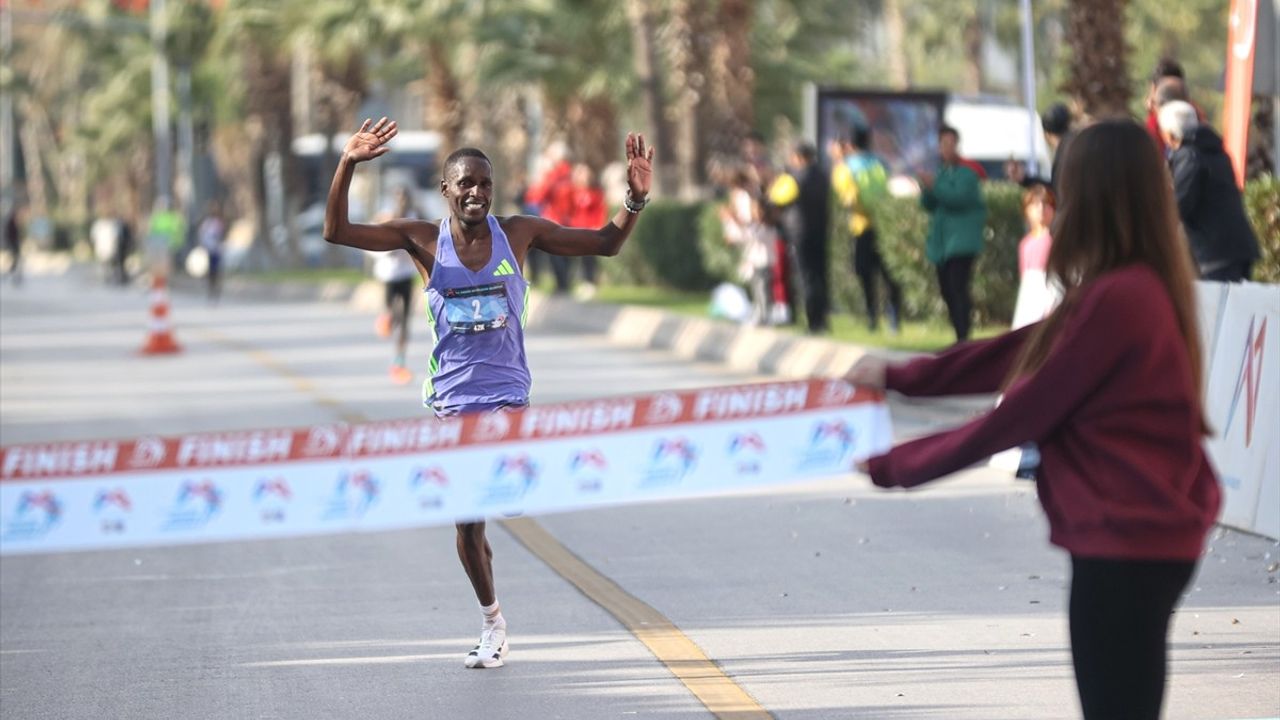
xmin=0 ymin=380 xmax=892 ymax=555
xmin=1204 ymin=283 xmax=1280 ymax=539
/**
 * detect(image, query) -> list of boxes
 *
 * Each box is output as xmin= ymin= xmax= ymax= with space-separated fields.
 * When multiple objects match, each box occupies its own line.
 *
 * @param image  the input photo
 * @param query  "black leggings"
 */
xmin=1069 ymin=556 xmax=1196 ymax=720
xmin=385 ymin=278 xmax=413 ymax=327
xmin=853 ymin=229 xmax=901 ymax=330
xmin=936 ymin=255 xmax=975 ymax=341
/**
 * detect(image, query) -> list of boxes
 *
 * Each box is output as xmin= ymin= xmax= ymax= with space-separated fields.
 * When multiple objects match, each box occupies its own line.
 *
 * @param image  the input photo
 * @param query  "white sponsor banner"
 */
xmin=1204 ymin=283 xmax=1280 ymax=536
xmin=1195 ymin=280 xmax=1230 ymax=378
xmin=0 ymin=380 xmax=892 ymax=555
xmin=1255 ymin=440 xmax=1280 ymax=539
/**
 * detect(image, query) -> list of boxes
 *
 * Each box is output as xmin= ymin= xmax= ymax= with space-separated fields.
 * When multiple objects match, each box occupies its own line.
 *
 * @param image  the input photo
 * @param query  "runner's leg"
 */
xmin=455 ymin=521 xmax=496 ymax=606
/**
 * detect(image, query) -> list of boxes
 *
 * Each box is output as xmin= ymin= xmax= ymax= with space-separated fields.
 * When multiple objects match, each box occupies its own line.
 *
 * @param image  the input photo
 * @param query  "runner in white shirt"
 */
xmin=372 ymin=188 xmax=422 ymax=384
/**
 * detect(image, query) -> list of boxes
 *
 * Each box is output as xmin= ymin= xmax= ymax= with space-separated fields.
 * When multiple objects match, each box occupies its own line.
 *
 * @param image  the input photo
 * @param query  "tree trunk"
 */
xmin=25 ymin=98 xmax=90 ymax=228
xmin=962 ymin=10 xmax=984 ymax=95
xmin=240 ymin=40 xmax=300 ymax=266
xmin=566 ymin=95 xmax=619 ymax=178
xmin=883 ymin=0 xmax=911 ymax=89
xmin=670 ymin=0 xmax=721 ymax=196
xmin=1062 ymin=0 xmax=1131 ymax=119
xmin=626 ymin=0 xmax=672 ymax=197
xmin=126 ymin=150 xmax=152 ymax=238
xmin=210 ymin=124 xmax=262 ymax=254
xmin=425 ymin=39 xmax=465 ymax=154
xmin=16 ymin=109 xmax=49 ymax=219
xmin=704 ymin=0 xmax=754 ymax=161
xmin=314 ymin=57 xmax=366 ymax=267
xmin=476 ymin=91 xmax=529 ymax=206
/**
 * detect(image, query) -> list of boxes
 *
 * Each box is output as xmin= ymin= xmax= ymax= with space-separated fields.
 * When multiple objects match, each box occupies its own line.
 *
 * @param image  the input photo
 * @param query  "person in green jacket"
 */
xmin=920 ymin=124 xmax=987 ymax=342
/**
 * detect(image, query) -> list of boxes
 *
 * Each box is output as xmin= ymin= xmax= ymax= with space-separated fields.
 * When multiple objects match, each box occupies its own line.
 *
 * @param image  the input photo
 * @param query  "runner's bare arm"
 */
xmin=525 ymin=133 xmax=654 ymax=257
xmin=322 ymin=118 xmax=437 ymax=256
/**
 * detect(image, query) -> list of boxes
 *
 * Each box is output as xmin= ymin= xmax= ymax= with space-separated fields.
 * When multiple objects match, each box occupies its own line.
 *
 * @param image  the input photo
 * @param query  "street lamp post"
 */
xmin=1019 ymin=0 xmax=1040 ymax=177
xmin=150 ymin=0 xmax=172 ymax=212
xmin=1 ymin=0 xmax=14 ymax=247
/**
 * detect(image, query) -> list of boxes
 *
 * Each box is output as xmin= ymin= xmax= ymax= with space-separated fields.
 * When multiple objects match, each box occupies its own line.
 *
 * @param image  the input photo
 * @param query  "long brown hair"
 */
xmin=1006 ymin=119 xmax=1206 ymax=428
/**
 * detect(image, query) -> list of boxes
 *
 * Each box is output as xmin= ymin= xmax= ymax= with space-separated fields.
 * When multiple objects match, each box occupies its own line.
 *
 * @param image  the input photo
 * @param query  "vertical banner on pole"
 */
xmin=1223 ymin=0 xmax=1259 ymax=186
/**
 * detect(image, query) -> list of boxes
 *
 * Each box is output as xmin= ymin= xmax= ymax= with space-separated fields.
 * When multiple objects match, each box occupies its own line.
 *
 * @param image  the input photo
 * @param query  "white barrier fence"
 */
xmin=996 ymin=279 xmax=1275 ymax=538
xmin=0 ymin=380 xmax=893 ymax=555
xmin=1200 ymin=281 xmax=1280 ymax=539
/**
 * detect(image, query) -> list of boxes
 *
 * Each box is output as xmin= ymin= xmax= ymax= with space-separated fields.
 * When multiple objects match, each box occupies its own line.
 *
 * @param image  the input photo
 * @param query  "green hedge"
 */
xmin=603 ymin=200 xmax=719 ymax=291
xmin=847 ymin=184 xmax=1024 ymax=324
xmin=1245 ymin=177 xmax=1280 ymax=284
xmin=609 ymin=177 xmax=1279 ymax=324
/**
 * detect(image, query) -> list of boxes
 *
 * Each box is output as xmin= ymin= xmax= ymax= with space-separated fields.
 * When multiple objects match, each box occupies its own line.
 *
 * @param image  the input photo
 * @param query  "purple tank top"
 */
xmin=423 ymin=215 xmax=531 ymax=412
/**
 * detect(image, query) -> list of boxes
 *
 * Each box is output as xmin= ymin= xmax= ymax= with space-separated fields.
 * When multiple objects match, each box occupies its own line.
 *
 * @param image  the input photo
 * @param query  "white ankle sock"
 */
xmin=481 ymin=601 xmax=503 ymax=625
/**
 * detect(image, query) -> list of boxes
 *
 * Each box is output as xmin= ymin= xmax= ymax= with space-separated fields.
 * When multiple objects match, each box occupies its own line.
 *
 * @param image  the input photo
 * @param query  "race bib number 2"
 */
xmin=443 ymin=283 xmax=510 ymax=335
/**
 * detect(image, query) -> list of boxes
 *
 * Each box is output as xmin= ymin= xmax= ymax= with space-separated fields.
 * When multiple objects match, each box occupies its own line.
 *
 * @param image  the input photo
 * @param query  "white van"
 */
xmin=944 ymin=95 xmax=1052 ymax=181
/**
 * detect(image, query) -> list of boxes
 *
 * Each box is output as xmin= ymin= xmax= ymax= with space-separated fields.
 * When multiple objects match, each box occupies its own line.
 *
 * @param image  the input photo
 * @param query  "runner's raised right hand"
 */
xmin=343 ymin=117 xmax=399 ymax=163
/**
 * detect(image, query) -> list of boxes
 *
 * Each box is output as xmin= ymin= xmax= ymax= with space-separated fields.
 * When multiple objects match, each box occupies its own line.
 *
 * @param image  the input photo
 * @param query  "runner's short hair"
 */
xmin=443 ymin=148 xmax=491 ymax=180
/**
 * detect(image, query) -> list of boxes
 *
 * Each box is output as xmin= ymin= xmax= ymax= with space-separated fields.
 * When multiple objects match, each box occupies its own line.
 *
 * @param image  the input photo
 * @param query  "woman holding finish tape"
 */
xmin=845 ymin=118 xmax=1220 ymax=720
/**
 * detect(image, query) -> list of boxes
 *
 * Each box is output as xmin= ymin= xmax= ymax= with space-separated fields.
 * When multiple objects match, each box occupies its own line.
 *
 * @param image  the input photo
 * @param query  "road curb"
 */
xmin=166 ymin=271 xmax=989 ymax=418
xmin=196 ymin=274 xmax=921 ymax=380
xmin=523 ymin=293 xmax=892 ymax=379
xmin=23 ymin=256 xmax=894 ymax=382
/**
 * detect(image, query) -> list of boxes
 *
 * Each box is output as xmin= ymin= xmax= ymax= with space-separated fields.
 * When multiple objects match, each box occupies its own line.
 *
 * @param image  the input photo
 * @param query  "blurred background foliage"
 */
xmin=2 ymin=0 xmax=1271 ymax=294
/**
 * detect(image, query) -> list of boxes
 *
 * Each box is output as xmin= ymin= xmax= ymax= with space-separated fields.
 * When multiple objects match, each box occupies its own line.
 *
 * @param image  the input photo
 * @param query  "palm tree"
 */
xmin=378 ymin=0 xmax=484 ymax=154
xmin=626 ymin=0 xmax=672 ymax=196
xmin=479 ymin=0 xmax=632 ymax=175
xmin=1062 ymin=0 xmax=1131 ymax=118
xmin=207 ymin=0 xmax=304 ymax=265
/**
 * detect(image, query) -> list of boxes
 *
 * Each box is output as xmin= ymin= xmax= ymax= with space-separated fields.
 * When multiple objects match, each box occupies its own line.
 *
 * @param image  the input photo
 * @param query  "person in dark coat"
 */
xmin=1157 ymin=101 xmax=1261 ymax=282
xmin=768 ymin=142 xmax=830 ymax=333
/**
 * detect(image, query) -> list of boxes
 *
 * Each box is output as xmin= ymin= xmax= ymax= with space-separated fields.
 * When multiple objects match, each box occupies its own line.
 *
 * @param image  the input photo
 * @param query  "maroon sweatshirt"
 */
xmin=867 ymin=264 xmax=1220 ymax=561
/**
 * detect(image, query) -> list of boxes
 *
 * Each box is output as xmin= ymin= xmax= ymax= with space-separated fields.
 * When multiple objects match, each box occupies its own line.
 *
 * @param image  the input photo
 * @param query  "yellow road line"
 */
xmin=502 ymin=517 xmax=773 ymax=720
xmin=205 ymin=326 xmax=769 ymax=717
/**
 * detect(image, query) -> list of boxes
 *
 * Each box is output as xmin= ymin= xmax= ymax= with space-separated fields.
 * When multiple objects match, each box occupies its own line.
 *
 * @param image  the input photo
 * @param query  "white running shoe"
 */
xmin=464 ymin=623 xmax=508 ymax=669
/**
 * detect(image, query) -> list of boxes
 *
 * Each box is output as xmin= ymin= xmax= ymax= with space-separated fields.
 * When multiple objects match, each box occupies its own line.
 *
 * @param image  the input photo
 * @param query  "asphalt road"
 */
xmin=1 ymin=268 xmax=1277 ymax=720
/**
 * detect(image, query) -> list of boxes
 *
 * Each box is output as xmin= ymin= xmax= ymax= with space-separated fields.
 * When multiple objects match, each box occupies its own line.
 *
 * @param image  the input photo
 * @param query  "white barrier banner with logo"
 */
xmin=1195 ymin=280 xmax=1230 ymax=377
xmin=1204 ymin=283 xmax=1280 ymax=537
xmin=0 ymin=380 xmax=892 ymax=555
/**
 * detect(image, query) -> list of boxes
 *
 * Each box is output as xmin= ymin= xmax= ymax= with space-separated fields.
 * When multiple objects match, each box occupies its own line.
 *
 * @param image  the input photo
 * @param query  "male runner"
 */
xmin=323 ymin=117 xmax=654 ymax=669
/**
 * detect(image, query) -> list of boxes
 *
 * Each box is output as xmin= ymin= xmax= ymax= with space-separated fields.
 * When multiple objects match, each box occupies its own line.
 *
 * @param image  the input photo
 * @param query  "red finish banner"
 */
xmin=1 ymin=380 xmax=882 ymax=482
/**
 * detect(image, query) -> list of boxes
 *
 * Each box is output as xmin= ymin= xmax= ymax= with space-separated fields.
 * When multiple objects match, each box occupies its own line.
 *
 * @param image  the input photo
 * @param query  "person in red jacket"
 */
xmin=568 ymin=163 xmax=607 ymax=297
xmin=846 ymin=119 xmax=1219 ymax=720
xmin=524 ymin=143 xmax=577 ymax=293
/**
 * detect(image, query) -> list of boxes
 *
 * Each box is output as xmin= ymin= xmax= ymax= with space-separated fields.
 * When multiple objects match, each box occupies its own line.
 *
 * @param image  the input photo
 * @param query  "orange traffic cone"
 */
xmin=141 ymin=273 xmax=182 ymax=355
